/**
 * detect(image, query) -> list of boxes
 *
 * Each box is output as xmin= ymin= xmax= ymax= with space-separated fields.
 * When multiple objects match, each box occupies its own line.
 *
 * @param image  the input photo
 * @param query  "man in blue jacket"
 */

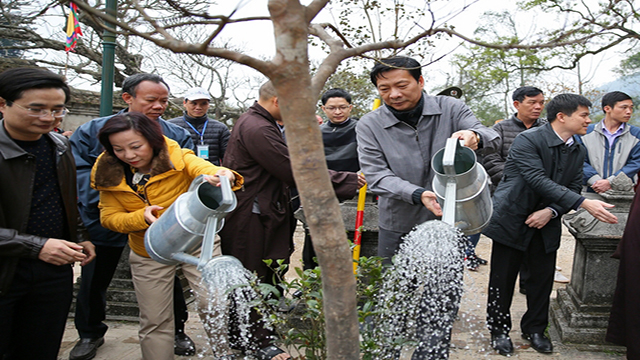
xmin=579 ymin=91 xmax=640 ymax=196
xmin=68 ymin=74 xmax=195 ymax=360
xmin=483 ymin=94 xmax=618 ymax=356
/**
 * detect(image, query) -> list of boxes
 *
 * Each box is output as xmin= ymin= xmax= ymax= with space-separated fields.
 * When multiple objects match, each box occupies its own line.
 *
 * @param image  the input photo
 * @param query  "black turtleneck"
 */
xmin=385 ymin=95 xmax=425 ymax=128
xmin=183 ymin=111 xmax=208 ymax=125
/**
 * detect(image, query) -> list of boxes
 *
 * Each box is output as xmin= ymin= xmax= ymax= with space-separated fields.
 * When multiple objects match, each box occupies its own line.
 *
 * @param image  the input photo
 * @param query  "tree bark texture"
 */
xmin=268 ymin=1 xmax=360 ymax=359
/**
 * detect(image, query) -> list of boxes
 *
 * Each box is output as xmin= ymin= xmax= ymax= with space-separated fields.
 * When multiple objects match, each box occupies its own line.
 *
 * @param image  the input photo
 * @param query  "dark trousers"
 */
xmin=0 ymin=259 xmax=73 ymax=360
xmin=302 ymin=229 xmax=316 ymax=270
xmin=74 ymin=244 xmax=188 ymax=339
xmin=226 ymin=213 xmax=284 ymax=351
xmin=487 ymin=232 xmax=556 ymax=335
xmin=378 ymin=227 xmax=408 ymax=266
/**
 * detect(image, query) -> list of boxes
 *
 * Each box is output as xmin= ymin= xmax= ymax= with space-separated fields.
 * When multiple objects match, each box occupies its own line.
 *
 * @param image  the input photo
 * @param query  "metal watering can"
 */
xmin=431 ymin=138 xmax=492 ymax=235
xmin=144 ymin=175 xmax=237 ymax=271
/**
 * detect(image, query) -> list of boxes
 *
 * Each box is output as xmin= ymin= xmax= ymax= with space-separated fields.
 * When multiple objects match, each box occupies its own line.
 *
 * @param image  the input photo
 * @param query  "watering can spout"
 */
xmin=432 ymin=138 xmax=492 ymax=235
xmin=144 ymin=175 xmax=237 ymax=271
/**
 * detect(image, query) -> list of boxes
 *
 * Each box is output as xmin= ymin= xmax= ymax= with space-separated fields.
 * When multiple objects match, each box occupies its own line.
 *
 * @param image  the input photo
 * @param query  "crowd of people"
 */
xmin=0 ymin=56 xmax=638 ymax=360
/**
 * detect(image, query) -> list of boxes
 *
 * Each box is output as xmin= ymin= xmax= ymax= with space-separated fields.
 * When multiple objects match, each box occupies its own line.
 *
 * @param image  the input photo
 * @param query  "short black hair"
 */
xmin=321 ymin=88 xmax=352 ymax=105
xmin=0 ymin=67 xmax=70 ymax=103
xmin=370 ymin=57 xmax=421 ymax=86
xmin=122 ymin=73 xmax=170 ymax=97
xmin=546 ymin=94 xmax=592 ymax=122
xmin=512 ymin=86 xmax=543 ymax=102
xmin=601 ymin=91 xmax=632 ymax=110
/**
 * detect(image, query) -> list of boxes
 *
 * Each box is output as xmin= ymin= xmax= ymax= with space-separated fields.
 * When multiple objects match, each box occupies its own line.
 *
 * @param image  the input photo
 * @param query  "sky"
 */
xmin=204 ymin=0 xmax=625 ymax=93
xmin=36 ymin=0 xmax=630 ymax=102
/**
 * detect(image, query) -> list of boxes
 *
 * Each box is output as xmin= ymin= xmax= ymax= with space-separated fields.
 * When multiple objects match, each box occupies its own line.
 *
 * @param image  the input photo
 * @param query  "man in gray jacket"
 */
xmin=357 ymin=56 xmax=499 ymax=263
xmin=578 ymin=91 xmax=640 ymax=196
xmin=357 ymin=56 xmax=499 ymax=359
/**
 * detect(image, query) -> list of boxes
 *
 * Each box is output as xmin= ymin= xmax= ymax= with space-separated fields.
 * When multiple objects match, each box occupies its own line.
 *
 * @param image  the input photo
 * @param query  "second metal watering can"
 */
xmin=431 ymin=138 xmax=492 ymax=235
xmin=144 ymin=175 xmax=237 ymax=271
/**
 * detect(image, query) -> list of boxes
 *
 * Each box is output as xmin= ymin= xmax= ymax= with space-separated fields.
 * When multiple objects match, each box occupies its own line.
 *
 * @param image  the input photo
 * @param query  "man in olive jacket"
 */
xmin=0 ymin=67 xmax=95 ymax=359
xmin=483 ymin=94 xmax=618 ymax=356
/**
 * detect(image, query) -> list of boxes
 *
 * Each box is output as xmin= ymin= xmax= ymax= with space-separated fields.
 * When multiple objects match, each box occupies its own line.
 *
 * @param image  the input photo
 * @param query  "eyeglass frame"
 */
xmin=9 ymin=102 xmax=69 ymax=119
xmin=322 ymin=105 xmax=352 ymax=112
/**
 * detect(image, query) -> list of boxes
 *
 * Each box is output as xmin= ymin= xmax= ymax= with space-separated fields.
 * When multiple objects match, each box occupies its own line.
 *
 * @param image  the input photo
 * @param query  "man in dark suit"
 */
xmin=483 ymin=94 xmax=618 ymax=356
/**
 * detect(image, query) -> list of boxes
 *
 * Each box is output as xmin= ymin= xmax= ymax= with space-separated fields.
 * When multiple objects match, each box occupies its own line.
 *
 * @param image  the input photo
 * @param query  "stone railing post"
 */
xmin=550 ymin=190 xmax=633 ymax=344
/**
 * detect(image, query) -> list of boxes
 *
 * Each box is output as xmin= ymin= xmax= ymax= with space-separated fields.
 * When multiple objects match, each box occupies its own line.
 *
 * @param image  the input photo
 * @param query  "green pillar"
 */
xmin=99 ymin=0 xmax=117 ymax=117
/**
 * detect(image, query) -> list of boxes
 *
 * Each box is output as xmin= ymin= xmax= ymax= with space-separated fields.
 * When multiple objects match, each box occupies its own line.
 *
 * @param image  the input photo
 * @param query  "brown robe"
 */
xmin=220 ymin=102 xmax=357 ymax=280
xmin=220 ymin=102 xmax=357 ymax=350
xmin=606 ymin=190 xmax=640 ymax=359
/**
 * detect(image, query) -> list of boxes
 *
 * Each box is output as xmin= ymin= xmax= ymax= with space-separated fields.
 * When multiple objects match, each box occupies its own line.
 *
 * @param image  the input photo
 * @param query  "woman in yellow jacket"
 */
xmin=91 ymin=112 xmax=243 ymax=360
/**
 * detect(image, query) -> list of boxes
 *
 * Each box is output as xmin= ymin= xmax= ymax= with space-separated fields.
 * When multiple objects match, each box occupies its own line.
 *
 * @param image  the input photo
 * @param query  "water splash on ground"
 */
xmin=199 ymin=256 xmax=262 ymax=358
xmin=370 ymin=220 xmax=466 ymax=360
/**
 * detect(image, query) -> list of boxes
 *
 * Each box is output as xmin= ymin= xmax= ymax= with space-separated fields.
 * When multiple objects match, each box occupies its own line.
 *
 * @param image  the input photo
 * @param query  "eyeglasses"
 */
xmin=11 ymin=102 xmax=68 ymax=119
xmin=324 ymin=105 xmax=351 ymax=112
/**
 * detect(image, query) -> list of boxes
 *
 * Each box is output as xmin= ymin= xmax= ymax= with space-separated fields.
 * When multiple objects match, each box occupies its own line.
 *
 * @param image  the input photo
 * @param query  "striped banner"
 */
xmin=65 ymin=2 xmax=83 ymax=52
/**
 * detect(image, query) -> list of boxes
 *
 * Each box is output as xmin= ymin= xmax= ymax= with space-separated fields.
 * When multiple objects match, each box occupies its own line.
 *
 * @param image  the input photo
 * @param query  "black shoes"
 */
xmin=491 ymin=333 xmax=513 ymax=356
xmin=522 ymin=332 xmax=553 ymax=353
xmin=175 ymin=332 xmax=196 ymax=356
xmin=465 ymin=254 xmax=488 ymax=271
xmin=69 ymin=337 xmax=105 ymax=360
xmin=519 ymin=287 xmax=527 ymax=295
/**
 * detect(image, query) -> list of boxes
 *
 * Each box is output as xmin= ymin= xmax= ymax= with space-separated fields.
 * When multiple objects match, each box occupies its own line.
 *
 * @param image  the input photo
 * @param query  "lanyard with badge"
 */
xmin=185 ymin=118 xmax=209 ymax=159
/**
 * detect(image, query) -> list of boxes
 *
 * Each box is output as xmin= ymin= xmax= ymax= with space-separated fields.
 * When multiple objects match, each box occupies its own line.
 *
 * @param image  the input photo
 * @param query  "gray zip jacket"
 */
xmin=578 ymin=121 xmax=640 ymax=187
xmin=357 ymin=94 xmax=499 ymax=233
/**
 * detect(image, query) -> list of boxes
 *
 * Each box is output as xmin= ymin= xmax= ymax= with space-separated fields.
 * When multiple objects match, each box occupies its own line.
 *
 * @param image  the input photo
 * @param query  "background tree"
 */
xmin=0 ymin=0 xmax=30 ymax=58
xmin=523 ymin=0 xmax=640 ymax=71
xmin=445 ymin=11 xmax=548 ymax=124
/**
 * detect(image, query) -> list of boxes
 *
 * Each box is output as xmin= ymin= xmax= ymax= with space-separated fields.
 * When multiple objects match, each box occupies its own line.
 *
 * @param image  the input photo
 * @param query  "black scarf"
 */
xmin=385 ymin=95 xmax=425 ymax=128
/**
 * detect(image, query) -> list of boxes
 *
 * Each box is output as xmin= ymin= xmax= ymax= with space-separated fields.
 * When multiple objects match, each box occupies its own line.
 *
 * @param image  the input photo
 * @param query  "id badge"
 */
xmin=197 ymin=144 xmax=209 ymax=159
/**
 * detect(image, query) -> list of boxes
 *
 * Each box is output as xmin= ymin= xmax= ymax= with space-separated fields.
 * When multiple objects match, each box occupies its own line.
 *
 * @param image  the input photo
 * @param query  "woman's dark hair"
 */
xmin=98 ymin=112 xmax=166 ymax=161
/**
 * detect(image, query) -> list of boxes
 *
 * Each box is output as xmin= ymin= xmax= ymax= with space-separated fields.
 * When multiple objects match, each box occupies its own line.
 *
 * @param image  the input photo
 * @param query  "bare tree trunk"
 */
xmin=269 ymin=1 xmax=360 ymax=359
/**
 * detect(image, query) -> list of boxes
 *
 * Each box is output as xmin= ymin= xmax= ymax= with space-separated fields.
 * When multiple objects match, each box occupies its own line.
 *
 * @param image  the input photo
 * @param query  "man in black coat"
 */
xmin=168 ymin=87 xmax=230 ymax=166
xmin=482 ymin=94 xmax=618 ymax=356
xmin=0 ymin=67 xmax=96 ymax=359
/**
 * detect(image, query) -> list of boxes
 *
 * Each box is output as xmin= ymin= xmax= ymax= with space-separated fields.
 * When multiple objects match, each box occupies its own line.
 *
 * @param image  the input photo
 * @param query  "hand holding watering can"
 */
xmin=421 ymin=130 xmax=484 ymax=218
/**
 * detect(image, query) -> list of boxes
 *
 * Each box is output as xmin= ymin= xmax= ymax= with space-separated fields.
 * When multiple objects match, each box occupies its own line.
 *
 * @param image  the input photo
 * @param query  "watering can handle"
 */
xmin=441 ymin=138 xmax=461 ymax=226
xmin=442 ymin=138 xmax=464 ymax=175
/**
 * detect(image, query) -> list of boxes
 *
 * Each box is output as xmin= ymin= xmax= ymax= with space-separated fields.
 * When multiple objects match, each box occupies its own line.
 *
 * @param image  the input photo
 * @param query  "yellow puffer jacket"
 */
xmin=91 ymin=136 xmax=243 ymax=257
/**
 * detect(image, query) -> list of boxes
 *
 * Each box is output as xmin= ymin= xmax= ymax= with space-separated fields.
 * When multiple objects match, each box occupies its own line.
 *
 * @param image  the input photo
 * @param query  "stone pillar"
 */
xmin=294 ymin=191 xmax=380 ymax=258
xmin=550 ymin=191 xmax=633 ymax=344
